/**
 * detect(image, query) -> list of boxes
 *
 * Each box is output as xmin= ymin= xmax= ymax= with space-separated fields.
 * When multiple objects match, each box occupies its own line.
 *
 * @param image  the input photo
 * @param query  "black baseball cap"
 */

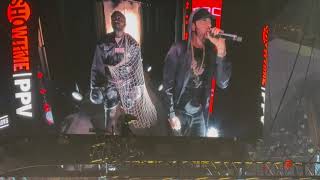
xmin=192 ymin=8 xmax=215 ymax=24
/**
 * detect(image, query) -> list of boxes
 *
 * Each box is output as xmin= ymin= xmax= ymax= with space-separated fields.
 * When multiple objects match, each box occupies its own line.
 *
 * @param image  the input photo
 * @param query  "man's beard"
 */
xmin=114 ymin=29 xmax=125 ymax=38
xmin=114 ymin=26 xmax=124 ymax=32
xmin=195 ymin=26 xmax=210 ymax=40
xmin=112 ymin=23 xmax=125 ymax=34
xmin=194 ymin=30 xmax=207 ymax=43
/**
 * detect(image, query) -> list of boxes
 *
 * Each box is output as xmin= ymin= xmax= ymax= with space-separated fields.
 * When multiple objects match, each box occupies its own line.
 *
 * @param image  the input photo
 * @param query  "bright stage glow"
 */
xmin=158 ymin=84 xmax=163 ymax=91
xmin=124 ymin=12 xmax=140 ymax=44
xmin=207 ymin=127 xmax=219 ymax=137
xmin=46 ymin=111 xmax=54 ymax=125
xmin=260 ymin=116 xmax=264 ymax=125
xmin=72 ymin=92 xmax=83 ymax=101
xmin=108 ymin=165 xmax=117 ymax=171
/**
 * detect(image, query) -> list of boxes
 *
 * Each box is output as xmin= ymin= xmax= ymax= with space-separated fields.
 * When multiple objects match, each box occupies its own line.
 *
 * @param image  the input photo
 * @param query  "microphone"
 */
xmin=210 ymin=32 xmax=243 ymax=42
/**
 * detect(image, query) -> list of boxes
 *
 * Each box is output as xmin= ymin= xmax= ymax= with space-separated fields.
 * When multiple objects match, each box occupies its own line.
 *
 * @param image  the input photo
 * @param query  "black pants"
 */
xmin=103 ymin=104 xmax=169 ymax=136
xmin=176 ymin=102 xmax=206 ymax=137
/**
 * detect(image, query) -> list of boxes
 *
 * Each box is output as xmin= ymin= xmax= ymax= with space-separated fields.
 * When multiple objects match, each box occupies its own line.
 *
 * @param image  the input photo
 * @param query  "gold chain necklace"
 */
xmin=191 ymin=43 xmax=205 ymax=76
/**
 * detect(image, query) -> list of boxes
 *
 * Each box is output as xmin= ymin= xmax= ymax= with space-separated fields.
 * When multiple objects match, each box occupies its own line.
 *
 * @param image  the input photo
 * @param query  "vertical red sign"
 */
xmin=261 ymin=25 xmax=269 ymax=88
xmin=183 ymin=0 xmax=192 ymax=40
xmin=260 ymin=25 xmax=269 ymax=124
xmin=7 ymin=0 xmax=33 ymax=118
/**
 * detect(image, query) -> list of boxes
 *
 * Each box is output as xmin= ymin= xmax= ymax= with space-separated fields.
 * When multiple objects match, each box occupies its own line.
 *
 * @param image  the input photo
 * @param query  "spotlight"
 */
xmin=72 ymin=83 xmax=83 ymax=101
xmin=72 ymin=92 xmax=83 ymax=101
xmin=158 ymin=84 xmax=163 ymax=91
xmin=260 ymin=116 xmax=264 ymax=125
xmin=108 ymin=166 xmax=117 ymax=171
xmin=146 ymin=65 xmax=152 ymax=72
xmin=207 ymin=127 xmax=219 ymax=137
xmin=308 ymin=147 xmax=314 ymax=154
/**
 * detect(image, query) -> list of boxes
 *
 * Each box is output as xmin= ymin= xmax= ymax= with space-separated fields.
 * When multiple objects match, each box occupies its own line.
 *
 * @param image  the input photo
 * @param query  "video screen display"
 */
xmin=1 ymin=0 xmax=266 ymax=138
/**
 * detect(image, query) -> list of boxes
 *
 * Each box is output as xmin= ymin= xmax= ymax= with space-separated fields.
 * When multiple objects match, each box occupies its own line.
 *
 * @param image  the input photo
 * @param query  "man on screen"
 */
xmin=90 ymin=11 xmax=157 ymax=135
xmin=163 ymin=8 xmax=232 ymax=137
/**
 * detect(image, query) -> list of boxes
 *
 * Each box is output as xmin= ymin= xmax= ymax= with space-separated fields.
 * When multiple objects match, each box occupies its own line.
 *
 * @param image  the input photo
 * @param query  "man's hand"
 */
xmin=207 ymin=27 xmax=227 ymax=58
xmin=168 ymin=116 xmax=181 ymax=130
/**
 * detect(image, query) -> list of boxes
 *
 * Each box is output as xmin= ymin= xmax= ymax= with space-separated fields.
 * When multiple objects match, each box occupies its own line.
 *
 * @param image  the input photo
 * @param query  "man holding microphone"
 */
xmin=163 ymin=8 xmax=232 ymax=136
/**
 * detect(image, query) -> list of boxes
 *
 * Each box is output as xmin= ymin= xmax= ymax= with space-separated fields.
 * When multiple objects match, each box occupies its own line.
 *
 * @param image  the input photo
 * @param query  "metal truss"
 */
xmin=86 ymin=160 xmax=320 ymax=178
xmin=88 ymin=139 xmax=320 ymax=178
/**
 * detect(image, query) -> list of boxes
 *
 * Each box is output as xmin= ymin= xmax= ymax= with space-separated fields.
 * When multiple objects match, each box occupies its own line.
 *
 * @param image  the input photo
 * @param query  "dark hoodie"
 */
xmin=162 ymin=9 xmax=232 ymax=121
xmin=90 ymin=32 xmax=140 ymax=88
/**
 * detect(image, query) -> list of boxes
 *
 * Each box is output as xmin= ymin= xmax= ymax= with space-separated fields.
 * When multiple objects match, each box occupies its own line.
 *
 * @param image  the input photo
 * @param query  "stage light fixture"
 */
xmin=158 ymin=84 xmax=163 ymax=91
xmin=72 ymin=92 xmax=83 ymax=101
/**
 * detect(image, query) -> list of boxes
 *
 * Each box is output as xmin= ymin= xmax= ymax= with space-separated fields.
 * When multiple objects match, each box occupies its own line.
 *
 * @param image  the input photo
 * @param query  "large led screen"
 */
xmin=1 ymin=0 xmax=265 ymax=139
